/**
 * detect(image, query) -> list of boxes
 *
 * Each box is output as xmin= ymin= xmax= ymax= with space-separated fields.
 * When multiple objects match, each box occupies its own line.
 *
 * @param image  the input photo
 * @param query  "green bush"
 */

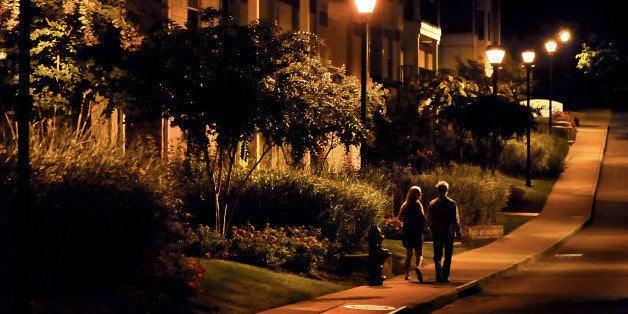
xmin=498 ymin=132 xmax=570 ymax=178
xmin=379 ymin=217 xmax=403 ymax=239
xmin=0 ymin=128 xmax=196 ymax=311
xmin=228 ymin=224 xmax=329 ymax=273
xmin=235 ymin=169 xmax=392 ymax=254
xmin=186 ymin=225 xmax=231 ymax=258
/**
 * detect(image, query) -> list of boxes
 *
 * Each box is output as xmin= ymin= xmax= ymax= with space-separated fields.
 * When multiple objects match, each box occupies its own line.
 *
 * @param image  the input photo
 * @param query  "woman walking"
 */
xmin=398 ymin=186 xmax=429 ymax=282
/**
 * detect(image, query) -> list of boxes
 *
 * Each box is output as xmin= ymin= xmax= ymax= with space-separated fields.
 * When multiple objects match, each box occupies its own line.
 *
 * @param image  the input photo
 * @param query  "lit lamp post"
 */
xmin=522 ymin=50 xmax=536 ymax=187
xmin=559 ymin=29 xmax=570 ymax=44
xmin=355 ymin=0 xmax=376 ymax=167
xmin=544 ymin=40 xmax=557 ymax=133
xmin=544 ymin=29 xmax=571 ymax=134
xmin=486 ymin=45 xmax=506 ymax=169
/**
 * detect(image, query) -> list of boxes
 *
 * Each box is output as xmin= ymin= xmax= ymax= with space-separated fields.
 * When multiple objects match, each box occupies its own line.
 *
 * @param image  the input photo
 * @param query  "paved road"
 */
xmin=433 ymin=109 xmax=628 ymax=313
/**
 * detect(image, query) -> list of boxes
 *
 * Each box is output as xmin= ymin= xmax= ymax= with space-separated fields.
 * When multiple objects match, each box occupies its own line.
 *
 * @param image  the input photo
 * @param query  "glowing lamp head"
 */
xmin=486 ymin=45 xmax=506 ymax=65
xmin=522 ymin=50 xmax=536 ymax=65
xmin=545 ymin=40 xmax=557 ymax=54
xmin=559 ymin=29 xmax=570 ymax=42
xmin=355 ymin=0 xmax=377 ymax=14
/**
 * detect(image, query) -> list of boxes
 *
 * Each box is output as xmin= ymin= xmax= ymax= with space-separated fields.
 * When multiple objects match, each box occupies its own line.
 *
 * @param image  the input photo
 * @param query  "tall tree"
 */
xmin=131 ymin=10 xmax=387 ymax=234
xmin=0 ymin=0 xmax=145 ymax=132
xmin=576 ymin=34 xmax=628 ymax=106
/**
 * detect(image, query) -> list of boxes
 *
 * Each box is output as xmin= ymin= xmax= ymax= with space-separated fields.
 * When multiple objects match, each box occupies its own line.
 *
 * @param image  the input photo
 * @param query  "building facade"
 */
xmin=439 ymin=0 xmax=501 ymax=73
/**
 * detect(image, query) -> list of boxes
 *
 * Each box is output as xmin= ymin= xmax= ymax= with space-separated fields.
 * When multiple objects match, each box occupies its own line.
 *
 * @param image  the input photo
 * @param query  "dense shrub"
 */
xmin=186 ymin=225 xmax=231 ymax=258
xmin=231 ymin=224 xmax=329 ymax=272
xmin=379 ymin=217 xmax=403 ymax=239
xmin=388 ymin=164 xmax=509 ymax=226
xmin=498 ymin=132 xmax=570 ymax=178
xmin=0 ymin=129 xmax=197 ymax=311
xmin=235 ymin=169 xmax=392 ymax=254
xmin=187 ymin=224 xmax=330 ymax=273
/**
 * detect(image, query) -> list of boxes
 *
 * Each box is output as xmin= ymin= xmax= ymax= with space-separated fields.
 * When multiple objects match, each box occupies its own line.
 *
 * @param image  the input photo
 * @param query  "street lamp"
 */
xmin=544 ymin=29 xmax=570 ymax=133
xmin=355 ymin=0 xmax=376 ymax=168
xmin=559 ymin=29 xmax=570 ymax=43
xmin=486 ymin=45 xmax=506 ymax=94
xmin=486 ymin=45 xmax=505 ymax=170
xmin=544 ymin=39 xmax=557 ymax=134
xmin=522 ymin=50 xmax=536 ymax=187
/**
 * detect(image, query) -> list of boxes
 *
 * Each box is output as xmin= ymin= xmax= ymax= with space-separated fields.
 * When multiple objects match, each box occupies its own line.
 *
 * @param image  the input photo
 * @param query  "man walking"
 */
xmin=427 ymin=181 xmax=461 ymax=283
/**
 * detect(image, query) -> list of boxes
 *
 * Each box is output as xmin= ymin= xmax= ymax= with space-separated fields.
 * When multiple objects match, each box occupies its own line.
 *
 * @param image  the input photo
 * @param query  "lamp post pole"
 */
xmin=522 ymin=50 xmax=536 ymax=187
xmin=544 ymin=40 xmax=557 ymax=134
xmin=544 ymin=29 xmax=571 ymax=134
xmin=355 ymin=0 xmax=376 ymax=168
xmin=360 ymin=17 xmax=368 ymax=125
xmin=548 ymin=53 xmax=553 ymax=133
xmin=485 ymin=45 xmax=505 ymax=170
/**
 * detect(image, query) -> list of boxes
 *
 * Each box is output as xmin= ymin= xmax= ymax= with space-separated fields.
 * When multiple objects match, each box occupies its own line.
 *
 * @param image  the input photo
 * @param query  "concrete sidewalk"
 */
xmin=260 ymin=109 xmax=611 ymax=314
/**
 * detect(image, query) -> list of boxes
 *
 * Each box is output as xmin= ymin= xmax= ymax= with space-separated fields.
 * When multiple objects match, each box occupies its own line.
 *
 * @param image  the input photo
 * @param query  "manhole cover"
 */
xmin=343 ymin=305 xmax=397 ymax=311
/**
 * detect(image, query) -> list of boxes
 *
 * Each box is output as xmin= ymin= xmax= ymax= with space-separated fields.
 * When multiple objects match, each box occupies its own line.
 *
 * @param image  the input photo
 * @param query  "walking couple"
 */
xmin=397 ymin=181 xmax=462 ymax=283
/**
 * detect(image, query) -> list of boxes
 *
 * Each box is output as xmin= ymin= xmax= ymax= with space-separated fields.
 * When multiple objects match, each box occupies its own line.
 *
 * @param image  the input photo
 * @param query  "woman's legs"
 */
xmin=404 ymin=247 xmax=414 ymax=279
xmin=405 ymin=247 xmax=424 ymax=282
xmin=414 ymin=247 xmax=424 ymax=282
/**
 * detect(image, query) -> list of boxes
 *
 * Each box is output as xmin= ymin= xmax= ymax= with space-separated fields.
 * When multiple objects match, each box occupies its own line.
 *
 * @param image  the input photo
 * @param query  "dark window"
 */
xmin=187 ymin=9 xmax=199 ymax=30
xmin=403 ymin=0 xmax=414 ymax=20
xmin=319 ymin=3 xmax=328 ymax=26
xmin=441 ymin=0 xmax=472 ymax=33
xmin=475 ymin=10 xmax=485 ymax=39
xmin=487 ymin=12 xmax=491 ymax=41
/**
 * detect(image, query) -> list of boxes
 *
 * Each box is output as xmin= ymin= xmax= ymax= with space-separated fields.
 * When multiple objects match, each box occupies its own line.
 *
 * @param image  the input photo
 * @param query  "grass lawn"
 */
xmin=191 ymin=259 xmax=352 ymax=313
xmin=193 ymin=174 xmax=558 ymax=313
xmin=500 ymin=175 xmax=557 ymax=213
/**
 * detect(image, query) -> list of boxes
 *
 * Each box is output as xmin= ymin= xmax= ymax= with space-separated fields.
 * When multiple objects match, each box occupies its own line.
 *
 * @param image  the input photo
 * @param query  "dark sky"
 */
xmin=499 ymin=1 xmax=624 ymax=107
xmin=501 ymin=1 xmax=624 ymax=53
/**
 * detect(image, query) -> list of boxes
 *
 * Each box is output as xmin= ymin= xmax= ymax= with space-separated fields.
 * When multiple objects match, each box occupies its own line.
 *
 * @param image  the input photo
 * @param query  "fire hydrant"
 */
xmin=366 ymin=225 xmax=391 ymax=286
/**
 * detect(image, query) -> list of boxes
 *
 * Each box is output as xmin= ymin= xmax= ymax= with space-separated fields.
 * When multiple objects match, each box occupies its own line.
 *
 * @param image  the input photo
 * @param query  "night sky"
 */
xmin=500 ymin=0 xmax=624 ymax=107
xmin=501 ymin=1 xmax=624 ymax=56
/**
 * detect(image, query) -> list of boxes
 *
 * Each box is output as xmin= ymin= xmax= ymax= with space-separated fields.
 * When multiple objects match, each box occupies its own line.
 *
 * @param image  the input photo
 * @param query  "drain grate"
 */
xmin=343 ymin=305 xmax=397 ymax=311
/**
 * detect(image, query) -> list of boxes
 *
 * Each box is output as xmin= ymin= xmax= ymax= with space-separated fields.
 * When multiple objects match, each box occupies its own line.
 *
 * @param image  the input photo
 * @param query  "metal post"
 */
xmin=360 ymin=17 xmax=368 ymax=168
xmin=525 ymin=65 xmax=532 ymax=187
xmin=548 ymin=54 xmax=553 ymax=134
xmin=491 ymin=66 xmax=498 ymax=169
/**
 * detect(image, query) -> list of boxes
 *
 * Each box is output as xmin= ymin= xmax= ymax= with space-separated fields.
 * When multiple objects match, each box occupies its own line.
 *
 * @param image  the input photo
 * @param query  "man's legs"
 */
xmin=441 ymin=238 xmax=454 ymax=281
xmin=433 ymin=238 xmax=444 ymax=282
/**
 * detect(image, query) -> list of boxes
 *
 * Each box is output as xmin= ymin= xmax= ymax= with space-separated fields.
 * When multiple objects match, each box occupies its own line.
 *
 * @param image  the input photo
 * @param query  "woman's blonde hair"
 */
xmin=403 ymin=186 xmax=422 ymax=206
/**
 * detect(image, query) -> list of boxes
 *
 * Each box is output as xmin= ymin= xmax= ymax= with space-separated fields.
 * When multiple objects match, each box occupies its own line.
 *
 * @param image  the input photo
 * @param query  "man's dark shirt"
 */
xmin=427 ymin=195 xmax=461 ymax=238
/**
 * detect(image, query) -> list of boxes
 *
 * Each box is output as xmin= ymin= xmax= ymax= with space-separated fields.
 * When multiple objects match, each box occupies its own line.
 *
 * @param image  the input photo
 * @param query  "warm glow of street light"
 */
xmin=486 ymin=45 xmax=506 ymax=65
xmin=355 ymin=0 xmax=377 ymax=14
xmin=522 ymin=50 xmax=536 ymax=64
xmin=559 ymin=29 xmax=570 ymax=42
xmin=0 ymin=49 xmax=6 ymax=60
xmin=545 ymin=40 xmax=557 ymax=54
